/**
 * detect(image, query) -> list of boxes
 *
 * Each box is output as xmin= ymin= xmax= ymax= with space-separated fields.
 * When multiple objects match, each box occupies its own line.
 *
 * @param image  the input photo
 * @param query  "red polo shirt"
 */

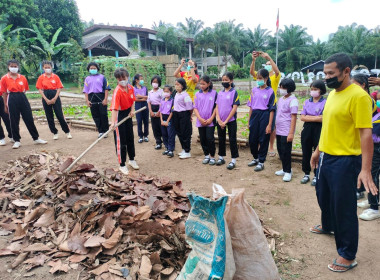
xmin=110 ymin=84 xmax=135 ymax=111
xmin=36 ymin=73 xmax=63 ymax=90
xmin=0 ymin=74 xmax=29 ymax=96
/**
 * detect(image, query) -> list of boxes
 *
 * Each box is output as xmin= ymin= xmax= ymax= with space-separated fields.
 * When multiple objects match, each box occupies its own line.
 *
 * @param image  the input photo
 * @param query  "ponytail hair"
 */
xmin=200 ymin=75 xmax=213 ymax=90
xmin=257 ymin=68 xmax=271 ymax=87
xmin=352 ymin=73 xmax=369 ymax=94
xmin=222 ymin=72 xmax=235 ymax=88
xmin=132 ymin=73 xmax=143 ymax=86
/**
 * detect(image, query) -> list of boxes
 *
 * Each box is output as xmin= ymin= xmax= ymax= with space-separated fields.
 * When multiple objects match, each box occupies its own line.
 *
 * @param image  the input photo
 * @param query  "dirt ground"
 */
xmin=0 ymin=116 xmax=380 ymax=280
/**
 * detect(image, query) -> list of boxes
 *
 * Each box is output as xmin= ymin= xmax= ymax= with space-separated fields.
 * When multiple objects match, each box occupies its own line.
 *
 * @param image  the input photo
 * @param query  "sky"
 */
xmin=76 ymin=0 xmax=378 ymax=42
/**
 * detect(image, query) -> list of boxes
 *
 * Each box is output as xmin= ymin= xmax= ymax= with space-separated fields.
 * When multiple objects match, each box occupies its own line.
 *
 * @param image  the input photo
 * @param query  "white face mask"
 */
xmin=152 ymin=83 xmax=159 ymax=89
xmin=119 ymin=80 xmax=128 ymax=87
xmin=279 ymin=88 xmax=288 ymax=95
xmin=44 ymin=69 xmax=52 ymax=74
xmin=9 ymin=67 xmax=18 ymax=74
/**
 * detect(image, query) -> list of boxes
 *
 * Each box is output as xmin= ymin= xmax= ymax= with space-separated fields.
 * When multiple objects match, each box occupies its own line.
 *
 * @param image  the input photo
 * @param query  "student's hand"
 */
xmin=156 ymin=111 xmax=160 ymax=118
xmin=150 ymin=112 xmax=155 ymax=117
xmin=218 ymin=119 xmax=225 ymax=129
xmin=102 ymin=99 xmax=108 ymax=106
xmin=252 ymin=51 xmax=259 ymax=59
xmin=161 ymin=121 xmax=165 ymax=126
xmin=369 ymin=77 xmax=380 ymax=87
xmin=287 ymin=133 xmax=294 ymax=142
xmin=51 ymin=98 xmax=57 ymax=105
xmin=310 ymin=150 xmax=320 ymax=170
xmin=165 ymin=121 xmax=169 ymax=127
xmin=110 ymin=122 xmax=116 ymax=130
xmin=129 ymin=111 xmax=134 ymax=118
xmin=4 ymin=106 xmax=8 ymax=114
xmin=266 ymin=125 xmax=272 ymax=134
xmin=261 ymin=52 xmax=271 ymax=60
xmin=358 ymin=170 xmax=378 ymax=196
xmin=86 ymin=100 xmax=92 ymax=107
xmin=199 ymin=118 xmax=206 ymax=125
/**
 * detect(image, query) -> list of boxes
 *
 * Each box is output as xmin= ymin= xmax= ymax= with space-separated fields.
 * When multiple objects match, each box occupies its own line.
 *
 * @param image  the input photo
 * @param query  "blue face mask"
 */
xmin=139 ymin=80 xmax=144 ymax=86
xmin=264 ymin=65 xmax=272 ymax=72
xmin=187 ymin=66 xmax=192 ymax=71
xmin=89 ymin=69 xmax=98 ymax=75
xmin=257 ymin=80 xmax=265 ymax=87
xmin=377 ymin=100 xmax=380 ymax=108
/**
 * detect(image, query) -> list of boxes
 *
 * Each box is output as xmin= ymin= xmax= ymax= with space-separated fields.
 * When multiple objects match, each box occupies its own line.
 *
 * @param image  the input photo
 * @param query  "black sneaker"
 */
xmin=202 ymin=157 xmax=210 ymax=164
xmin=248 ymin=159 xmax=259 ymax=167
xmin=301 ymin=176 xmax=310 ymax=184
xmin=209 ymin=158 xmax=216 ymax=165
xmin=167 ymin=151 xmax=174 ymax=158
xmin=138 ymin=138 xmax=143 ymax=143
xmin=254 ymin=163 xmax=264 ymax=172
xmin=162 ymin=150 xmax=169 ymax=155
xmin=227 ymin=162 xmax=236 ymax=170
xmin=311 ymin=177 xmax=317 ymax=186
xmin=155 ymin=144 xmax=162 ymax=150
xmin=216 ymin=159 xmax=225 ymax=166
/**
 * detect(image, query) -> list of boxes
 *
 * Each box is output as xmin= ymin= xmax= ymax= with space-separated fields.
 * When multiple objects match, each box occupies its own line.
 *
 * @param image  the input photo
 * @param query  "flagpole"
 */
xmin=275 ymin=8 xmax=279 ymax=65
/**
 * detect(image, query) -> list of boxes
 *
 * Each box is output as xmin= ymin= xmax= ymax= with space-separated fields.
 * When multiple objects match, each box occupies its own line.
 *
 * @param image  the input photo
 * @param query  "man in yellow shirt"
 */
xmin=309 ymin=53 xmax=378 ymax=273
xmin=250 ymin=52 xmax=281 ymax=156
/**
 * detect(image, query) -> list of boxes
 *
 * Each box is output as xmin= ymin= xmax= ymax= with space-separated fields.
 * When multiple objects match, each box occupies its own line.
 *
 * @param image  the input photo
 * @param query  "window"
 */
xmin=140 ymin=36 xmax=146 ymax=50
xmin=127 ymin=33 xmax=137 ymax=48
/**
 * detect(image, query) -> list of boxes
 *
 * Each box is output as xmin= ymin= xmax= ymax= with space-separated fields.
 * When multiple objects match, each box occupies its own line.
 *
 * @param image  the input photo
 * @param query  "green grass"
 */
xmin=28 ymin=82 xmax=79 ymax=93
xmin=33 ymin=105 xmax=110 ymax=121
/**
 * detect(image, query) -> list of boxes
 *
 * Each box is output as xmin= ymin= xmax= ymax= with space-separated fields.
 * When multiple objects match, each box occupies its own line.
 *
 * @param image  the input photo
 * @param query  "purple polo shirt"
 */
xmin=83 ymin=74 xmax=110 ymax=93
xmin=134 ymin=86 xmax=147 ymax=97
xmin=173 ymin=91 xmax=193 ymax=112
xmin=247 ymin=87 xmax=275 ymax=111
xmin=301 ymin=97 xmax=326 ymax=116
xmin=276 ymin=95 xmax=299 ymax=136
xmin=373 ymin=113 xmax=380 ymax=143
xmin=159 ymin=97 xmax=174 ymax=115
xmin=194 ymin=90 xmax=217 ymax=127
xmin=147 ymin=88 xmax=163 ymax=105
xmin=216 ymin=88 xmax=240 ymax=123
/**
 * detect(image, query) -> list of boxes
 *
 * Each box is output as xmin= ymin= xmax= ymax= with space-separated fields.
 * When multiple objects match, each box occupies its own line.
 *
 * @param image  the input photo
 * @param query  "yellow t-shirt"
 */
xmin=180 ymin=72 xmax=199 ymax=101
xmin=319 ymin=83 xmax=372 ymax=156
xmin=253 ymin=71 xmax=281 ymax=103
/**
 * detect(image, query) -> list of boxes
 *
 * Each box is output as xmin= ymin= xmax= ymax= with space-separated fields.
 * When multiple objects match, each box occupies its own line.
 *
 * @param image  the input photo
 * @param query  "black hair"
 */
xmin=176 ymin=78 xmax=187 ymax=91
xmin=164 ymin=85 xmax=173 ymax=93
xmin=132 ymin=73 xmax=143 ymax=86
xmin=279 ymin=78 xmax=296 ymax=93
xmin=114 ymin=68 xmax=129 ymax=79
xmin=352 ymin=73 xmax=369 ymax=93
xmin=222 ymin=72 xmax=235 ymax=88
xmin=324 ymin=53 xmax=353 ymax=73
xmin=257 ymin=68 xmax=272 ymax=87
xmin=87 ymin=62 xmax=100 ymax=71
xmin=199 ymin=75 xmax=213 ymax=90
xmin=151 ymin=75 xmax=162 ymax=87
xmin=310 ymin=80 xmax=327 ymax=95
xmin=42 ymin=60 xmax=53 ymax=67
xmin=7 ymin=59 xmax=20 ymax=67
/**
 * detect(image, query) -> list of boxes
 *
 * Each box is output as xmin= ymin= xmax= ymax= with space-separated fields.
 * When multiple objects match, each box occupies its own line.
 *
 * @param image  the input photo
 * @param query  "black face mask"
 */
xmin=326 ymin=76 xmax=344 ymax=89
xmin=222 ymin=82 xmax=230 ymax=89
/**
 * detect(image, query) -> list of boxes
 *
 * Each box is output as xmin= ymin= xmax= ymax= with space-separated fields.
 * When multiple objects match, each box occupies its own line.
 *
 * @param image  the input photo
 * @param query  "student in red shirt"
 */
xmin=110 ymin=68 xmax=139 ymax=175
xmin=36 ymin=60 xmax=72 ymax=140
xmin=0 ymin=59 xmax=47 ymax=149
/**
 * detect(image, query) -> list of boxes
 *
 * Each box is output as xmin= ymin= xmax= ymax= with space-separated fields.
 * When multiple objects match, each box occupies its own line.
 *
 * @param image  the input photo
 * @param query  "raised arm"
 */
xmin=262 ymin=52 xmax=280 ymax=76
xmin=174 ymin=58 xmax=185 ymax=78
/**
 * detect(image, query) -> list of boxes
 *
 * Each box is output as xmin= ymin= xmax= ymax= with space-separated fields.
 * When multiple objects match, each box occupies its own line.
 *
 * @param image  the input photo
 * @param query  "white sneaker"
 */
xmin=53 ymin=134 xmax=59 ymax=140
xmin=34 ymin=138 xmax=48 ymax=145
xmin=357 ymin=200 xmax=370 ymax=209
xmin=0 ymin=139 xmax=5 ymax=146
xmin=66 ymin=133 xmax=72 ymax=139
xmin=12 ymin=142 xmax=21 ymax=149
xmin=178 ymin=149 xmax=185 ymax=156
xmin=9 ymin=138 xmax=15 ymax=143
xmin=283 ymin=172 xmax=292 ymax=182
xmin=179 ymin=152 xmax=191 ymax=159
xmin=275 ymin=169 xmax=285 ymax=176
xmin=119 ymin=166 xmax=129 ymax=175
xmin=359 ymin=209 xmax=380 ymax=221
xmin=98 ymin=133 xmax=104 ymax=138
xmin=128 ymin=160 xmax=139 ymax=170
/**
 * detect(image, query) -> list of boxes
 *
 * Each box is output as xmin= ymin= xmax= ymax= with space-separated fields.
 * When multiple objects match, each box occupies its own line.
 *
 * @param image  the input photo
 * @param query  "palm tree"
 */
xmin=310 ymin=39 xmax=328 ymax=62
xmin=278 ymin=24 xmax=313 ymax=73
xmin=177 ymin=18 xmax=204 ymax=38
xmin=154 ymin=24 xmax=178 ymax=55
xmin=194 ymin=27 xmax=214 ymax=73
xmin=241 ymin=25 xmax=272 ymax=67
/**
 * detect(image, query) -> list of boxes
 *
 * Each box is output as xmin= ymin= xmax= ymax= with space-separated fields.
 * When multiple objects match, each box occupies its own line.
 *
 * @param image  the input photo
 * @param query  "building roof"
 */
xmin=83 ymin=34 xmax=130 ymax=56
xmin=301 ymin=60 xmax=325 ymax=71
xmin=83 ymin=24 xmax=194 ymax=42
xmin=203 ymin=56 xmax=234 ymax=67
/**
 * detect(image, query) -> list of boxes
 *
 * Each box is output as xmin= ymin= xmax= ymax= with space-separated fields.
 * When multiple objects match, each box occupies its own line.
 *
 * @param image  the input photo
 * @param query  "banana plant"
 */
xmin=28 ymin=24 xmax=72 ymax=60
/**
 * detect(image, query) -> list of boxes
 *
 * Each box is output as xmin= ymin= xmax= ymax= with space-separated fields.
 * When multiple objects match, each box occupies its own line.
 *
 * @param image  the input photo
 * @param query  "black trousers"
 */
xmin=249 ymin=110 xmax=270 ymax=163
xmin=88 ymin=93 xmax=109 ymax=134
xmin=172 ymin=111 xmax=192 ymax=153
xmin=8 ymin=92 xmax=39 ymax=142
xmin=42 ymin=90 xmax=70 ymax=134
xmin=301 ymin=122 xmax=322 ymax=176
xmin=114 ymin=108 xmax=135 ymax=166
xmin=316 ymin=153 xmax=360 ymax=261
xmin=135 ymin=101 xmax=149 ymax=138
xmin=150 ymin=104 xmax=162 ymax=145
xmin=276 ymin=135 xmax=292 ymax=173
xmin=369 ymin=143 xmax=380 ymax=210
xmin=217 ymin=120 xmax=239 ymax=158
xmin=198 ymin=126 xmax=216 ymax=157
xmin=161 ymin=114 xmax=176 ymax=151
xmin=0 ymin=96 xmax=12 ymax=139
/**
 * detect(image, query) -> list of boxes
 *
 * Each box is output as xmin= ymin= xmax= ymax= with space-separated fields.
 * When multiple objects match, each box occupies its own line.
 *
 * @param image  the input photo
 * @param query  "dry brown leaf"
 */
xmin=84 ymin=235 xmax=106 ymax=248
xmin=161 ymin=267 xmax=175 ymax=275
xmin=90 ymin=262 xmax=109 ymax=276
xmin=67 ymin=235 xmax=89 ymax=255
xmin=134 ymin=206 xmax=152 ymax=221
xmin=139 ymin=255 xmax=152 ymax=278
xmin=150 ymin=252 xmax=161 ymax=265
xmin=35 ymin=170 xmax=49 ymax=184
xmin=167 ymin=211 xmax=183 ymax=221
xmin=59 ymin=158 xmax=74 ymax=172
xmin=7 ymin=242 xmax=23 ymax=253
xmin=12 ymin=252 xmax=29 ymax=268
xmin=34 ymin=208 xmax=54 ymax=227
xmin=102 ymin=227 xmax=123 ymax=249
xmin=0 ymin=249 xmax=15 ymax=256
xmin=0 ymin=229 xmax=12 ymax=236
xmin=68 ymin=254 xmax=88 ymax=263
xmin=12 ymin=199 xmax=32 ymax=207
xmin=48 ymin=260 xmax=70 ymax=274
xmin=24 ymin=254 xmax=47 ymax=271
xmin=24 ymin=243 xmax=51 ymax=252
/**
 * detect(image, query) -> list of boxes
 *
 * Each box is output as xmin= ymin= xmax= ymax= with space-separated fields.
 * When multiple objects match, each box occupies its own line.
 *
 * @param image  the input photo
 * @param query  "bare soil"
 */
xmin=0 ymin=115 xmax=379 ymax=280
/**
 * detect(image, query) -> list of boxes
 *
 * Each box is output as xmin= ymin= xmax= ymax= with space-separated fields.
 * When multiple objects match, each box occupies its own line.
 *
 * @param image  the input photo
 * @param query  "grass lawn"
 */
xmin=28 ymin=82 xmax=80 ymax=93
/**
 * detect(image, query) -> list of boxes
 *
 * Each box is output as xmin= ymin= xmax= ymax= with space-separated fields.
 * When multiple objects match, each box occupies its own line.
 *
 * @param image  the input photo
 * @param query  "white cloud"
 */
xmin=77 ymin=0 xmax=379 ymax=41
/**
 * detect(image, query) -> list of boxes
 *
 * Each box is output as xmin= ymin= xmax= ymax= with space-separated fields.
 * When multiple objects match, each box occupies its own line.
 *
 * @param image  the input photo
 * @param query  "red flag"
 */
xmin=276 ymin=9 xmax=279 ymax=32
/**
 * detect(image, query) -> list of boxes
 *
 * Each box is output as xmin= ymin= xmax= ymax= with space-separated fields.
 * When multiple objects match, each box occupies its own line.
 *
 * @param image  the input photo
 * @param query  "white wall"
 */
xmin=83 ymin=29 xmax=128 ymax=49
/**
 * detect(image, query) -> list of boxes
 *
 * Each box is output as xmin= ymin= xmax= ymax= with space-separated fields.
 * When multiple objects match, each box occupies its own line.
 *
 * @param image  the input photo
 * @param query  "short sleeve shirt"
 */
xmin=300 ymin=97 xmax=326 ymax=116
xmin=194 ymin=90 xmax=217 ymax=127
xmin=36 ymin=74 xmax=63 ymax=90
xmin=216 ymin=88 xmax=240 ymax=123
xmin=180 ymin=71 xmax=199 ymax=101
xmin=247 ymin=87 xmax=275 ymax=111
xmin=83 ymin=74 xmax=111 ymax=94
xmin=0 ymin=74 xmax=29 ymax=96
xmin=319 ymin=84 xmax=372 ymax=156
xmin=173 ymin=91 xmax=193 ymax=112
xmin=134 ymin=86 xmax=148 ymax=97
xmin=147 ymin=88 xmax=163 ymax=105
xmin=276 ymin=95 xmax=299 ymax=136
xmin=159 ymin=97 xmax=174 ymax=115
xmin=110 ymin=85 xmax=135 ymax=111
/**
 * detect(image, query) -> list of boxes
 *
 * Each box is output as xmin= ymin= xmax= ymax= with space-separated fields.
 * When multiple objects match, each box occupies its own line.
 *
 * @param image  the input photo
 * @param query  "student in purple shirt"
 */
xmin=275 ymin=78 xmax=299 ymax=182
xmin=172 ymin=78 xmax=193 ymax=159
xmin=300 ymin=80 xmax=327 ymax=186
xmin=215 ymin=72 xmax=240 ymax=170
xmin=160 ymin=85 xmax=176 ymax=158
xmin=132 ymin=74 xmax=149 ymax=143
xmin=194 ymin=75 xmax=217 ymax=165
xmin=148 ymin=75 xmax=163 ymax=149
xmin=83 ymin=62 xmax=111 ymax=138
xmin=247 ymin=68 xmax=276 ymax=172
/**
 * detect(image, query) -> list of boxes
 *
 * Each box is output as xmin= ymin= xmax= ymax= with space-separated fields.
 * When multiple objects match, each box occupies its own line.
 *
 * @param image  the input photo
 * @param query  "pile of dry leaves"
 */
xmin=0 ymin=153 xmax=190 ymax=280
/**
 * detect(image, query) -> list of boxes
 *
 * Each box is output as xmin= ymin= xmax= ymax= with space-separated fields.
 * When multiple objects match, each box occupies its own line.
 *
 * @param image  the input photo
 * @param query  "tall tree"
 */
xmin=194 ymin=27 xmax=215 ymax=73
xmin=177 ymin=18 xmax=204 ymax=38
